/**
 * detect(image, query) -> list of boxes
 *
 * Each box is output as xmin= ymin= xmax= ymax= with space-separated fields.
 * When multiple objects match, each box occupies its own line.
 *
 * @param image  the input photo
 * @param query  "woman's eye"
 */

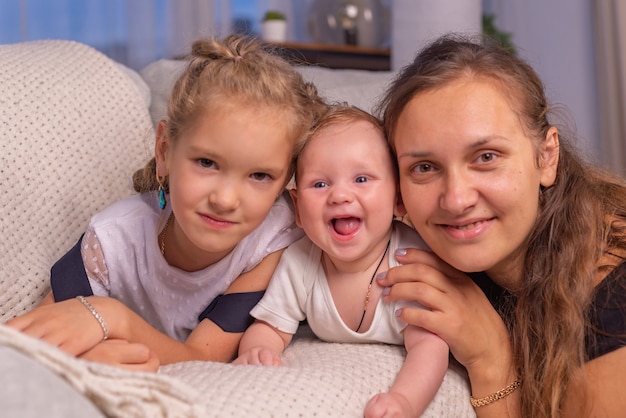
xmin=313 ymin=181 xmax=327 ymax=188
xmin=478 ymin=153 xmax=496 ymax=163
xmin=413 ymin=163 xmax=434 ymax=173
xmin=355 ymin=176 xmax=367 ymax=183
xmin=198 ymin=158 xmax=216 ymax=169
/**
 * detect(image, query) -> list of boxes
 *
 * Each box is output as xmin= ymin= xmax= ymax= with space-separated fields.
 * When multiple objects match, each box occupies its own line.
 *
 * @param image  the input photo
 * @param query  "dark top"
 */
xmin=470 ymin=261 xmax=626 ymax=361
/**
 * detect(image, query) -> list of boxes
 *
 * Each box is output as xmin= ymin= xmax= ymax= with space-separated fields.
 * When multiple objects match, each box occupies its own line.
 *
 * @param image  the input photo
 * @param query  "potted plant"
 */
xmin=261 ymin=10 xmax=287 ymax=43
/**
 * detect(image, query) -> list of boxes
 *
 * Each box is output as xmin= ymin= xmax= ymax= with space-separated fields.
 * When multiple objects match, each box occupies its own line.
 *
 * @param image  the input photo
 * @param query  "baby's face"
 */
xmin=291 ymin=120 xmax=398 ymax=264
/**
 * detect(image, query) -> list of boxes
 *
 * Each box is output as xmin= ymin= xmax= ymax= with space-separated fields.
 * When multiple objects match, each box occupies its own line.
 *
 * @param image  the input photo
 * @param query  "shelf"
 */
xmin=271 ymin=41 xmax=391 ymax=71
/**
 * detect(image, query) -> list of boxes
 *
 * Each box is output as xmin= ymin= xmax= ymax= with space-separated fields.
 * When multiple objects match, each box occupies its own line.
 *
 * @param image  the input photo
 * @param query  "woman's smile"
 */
xmin=439 ymin=217 xmax=495 ymax=240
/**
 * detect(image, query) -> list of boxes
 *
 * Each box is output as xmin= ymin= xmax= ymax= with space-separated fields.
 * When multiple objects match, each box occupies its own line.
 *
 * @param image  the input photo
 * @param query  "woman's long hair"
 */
xmin=378 ymin=33 xmax=626 ymax=417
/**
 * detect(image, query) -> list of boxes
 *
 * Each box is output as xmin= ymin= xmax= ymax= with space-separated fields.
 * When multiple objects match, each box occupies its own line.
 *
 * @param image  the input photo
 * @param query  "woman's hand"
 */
xmin=378 ymin=248 xmax=514 ymax=384
xmin=5 ymin=297 xmax=119 ymax=357
xmin=79 ymin=339 xmax=160 ymax=372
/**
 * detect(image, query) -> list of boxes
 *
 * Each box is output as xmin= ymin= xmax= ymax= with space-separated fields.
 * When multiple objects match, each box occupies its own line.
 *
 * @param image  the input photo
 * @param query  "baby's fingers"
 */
xmin=258 ymin=349 xmax=281 ymax=366
xmin=233 ymin=348 xmax=281 ymax=366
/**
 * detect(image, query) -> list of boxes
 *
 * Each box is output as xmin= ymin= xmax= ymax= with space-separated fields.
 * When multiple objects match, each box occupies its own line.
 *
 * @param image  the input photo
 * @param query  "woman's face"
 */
xmin=393 ymin=78 xmax=558 ymax=287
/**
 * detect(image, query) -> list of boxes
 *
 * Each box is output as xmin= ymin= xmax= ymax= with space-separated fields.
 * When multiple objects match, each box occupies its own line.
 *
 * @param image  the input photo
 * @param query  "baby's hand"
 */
xmin=79 ymin=339 xmax=160 ymax=372
xmin=233 ymin=346 xmax=282 ymax=366
xmin=364 ymin=392 xmax=415 ymax=418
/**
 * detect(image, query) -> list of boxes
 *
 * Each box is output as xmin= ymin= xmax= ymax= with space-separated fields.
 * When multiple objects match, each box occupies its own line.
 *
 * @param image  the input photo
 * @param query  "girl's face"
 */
xmin=291 ymin=120 xmax=400 ymax=270
xmin=156 ymin=103 xmax=293 ymax=270
xmin=393 ymin=79 xmax=558 ymax=287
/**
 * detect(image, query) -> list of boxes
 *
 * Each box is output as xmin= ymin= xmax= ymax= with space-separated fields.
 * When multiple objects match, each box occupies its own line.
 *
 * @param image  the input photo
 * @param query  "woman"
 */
xmin=376 ymin=34 xmax=626 ymax=417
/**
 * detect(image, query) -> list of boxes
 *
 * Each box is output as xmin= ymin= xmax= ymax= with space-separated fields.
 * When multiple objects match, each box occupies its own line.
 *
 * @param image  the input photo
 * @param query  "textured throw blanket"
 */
xmin=0 ymin=324 xmax=206 ymax=417
xmin=0 ymin=323 xmax=474 ymax=417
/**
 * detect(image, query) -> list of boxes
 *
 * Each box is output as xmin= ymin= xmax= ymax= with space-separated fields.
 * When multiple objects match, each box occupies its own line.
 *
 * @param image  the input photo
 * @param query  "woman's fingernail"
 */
xmin=395 ymin=248 xmax=407 ymax=257
xmin=376 ymin=271 xmax=387 ymax=281
xmin=395 ymin=308 xmax=402 ymax=317
xmin=382 ymin=287 xmax=390 ymax=296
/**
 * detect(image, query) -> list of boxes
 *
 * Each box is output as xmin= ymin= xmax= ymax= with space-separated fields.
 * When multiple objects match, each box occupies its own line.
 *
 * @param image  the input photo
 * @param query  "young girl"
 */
xmin=7 ymin=35 xmax=323 ymax=370
xmin=234 ymin=105 xmax=449 ymax=418
xmin=377 ymin=34 xmax=626 ymax=417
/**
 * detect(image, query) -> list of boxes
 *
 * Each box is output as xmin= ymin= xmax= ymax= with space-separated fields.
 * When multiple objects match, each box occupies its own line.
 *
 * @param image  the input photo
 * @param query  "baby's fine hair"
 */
xmin=134 ymin=34 xmax=323 ymax=192
xmin=294 ymin=103 xmax=394 ymax=185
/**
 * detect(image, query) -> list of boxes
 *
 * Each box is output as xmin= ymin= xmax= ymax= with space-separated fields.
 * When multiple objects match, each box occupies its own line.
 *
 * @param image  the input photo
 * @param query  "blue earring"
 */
xmin=158 ymin=186 xmax=166 ymax=209
xmin=157 ymin=173 xmax=167 ymax=210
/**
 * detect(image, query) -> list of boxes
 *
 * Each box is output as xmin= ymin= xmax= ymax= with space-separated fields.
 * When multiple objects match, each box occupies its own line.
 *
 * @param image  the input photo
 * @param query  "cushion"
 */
xmin=0 ymin=40 xmax=155 ymax=321
xmin=140 ymin=60 xmax=396 ymax=127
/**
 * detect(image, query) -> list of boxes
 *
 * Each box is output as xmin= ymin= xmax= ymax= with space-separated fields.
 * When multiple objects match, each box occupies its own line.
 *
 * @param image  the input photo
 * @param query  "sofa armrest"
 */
xmin=0 ymin=40 xmax=155 ymax=320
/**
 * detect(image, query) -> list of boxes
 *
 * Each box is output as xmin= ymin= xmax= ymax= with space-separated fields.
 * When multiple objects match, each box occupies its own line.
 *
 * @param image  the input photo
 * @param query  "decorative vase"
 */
xmin=261 ymin=20 xmax=287 ymax=43
xmin=307 ymin=0 xmax=390 ymax=48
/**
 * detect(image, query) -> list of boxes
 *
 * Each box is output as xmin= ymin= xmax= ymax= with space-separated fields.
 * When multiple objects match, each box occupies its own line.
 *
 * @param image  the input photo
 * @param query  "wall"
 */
xmin=246 ymin=0 xmax=603 ymax=163
xmin=484 ymin=0 xmax=601 ymax=162
xmin=391 ymin=0 xmax=482 ymax=70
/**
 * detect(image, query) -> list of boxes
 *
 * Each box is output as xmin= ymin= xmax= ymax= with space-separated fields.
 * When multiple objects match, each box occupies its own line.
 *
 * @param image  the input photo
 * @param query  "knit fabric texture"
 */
xmin=0 ymin=40 xmax=154 ymax=320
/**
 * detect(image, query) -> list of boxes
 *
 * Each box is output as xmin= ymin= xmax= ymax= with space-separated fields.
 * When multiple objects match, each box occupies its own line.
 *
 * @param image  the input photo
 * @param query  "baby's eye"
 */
xmin=355 ymin=176 xmax=367 ymax=183
xmin=313 ymin=181 xmax=328 ymax=188
xmin=198 ymin=158 xmax=216 ymax=169
xmin=251 ymin=172 xmax=271 ymax=182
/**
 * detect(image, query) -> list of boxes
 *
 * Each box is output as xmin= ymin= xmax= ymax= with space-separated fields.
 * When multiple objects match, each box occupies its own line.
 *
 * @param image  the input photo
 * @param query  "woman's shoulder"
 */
xmin=593 ymin=259 xmax=626 ymax=301
xmin=587 ymin=260 xmax=626 ymax=359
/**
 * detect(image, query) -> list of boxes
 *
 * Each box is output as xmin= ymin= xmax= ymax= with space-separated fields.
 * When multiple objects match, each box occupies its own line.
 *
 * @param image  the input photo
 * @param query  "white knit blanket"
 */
xmin=0 ymin=324 xmax=207 ymax=417
xmin=0 ymin=40 xmax=154 ymax=322
xmin=0 ymin=323 xmax=474 ymax=417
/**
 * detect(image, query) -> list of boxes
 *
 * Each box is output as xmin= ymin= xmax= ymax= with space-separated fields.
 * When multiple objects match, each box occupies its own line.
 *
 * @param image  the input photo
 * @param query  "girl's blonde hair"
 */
xmin=378 ymin=33 xmax=626 ymax=418
xmin=133 ymin=34 xmax=323 ymax=192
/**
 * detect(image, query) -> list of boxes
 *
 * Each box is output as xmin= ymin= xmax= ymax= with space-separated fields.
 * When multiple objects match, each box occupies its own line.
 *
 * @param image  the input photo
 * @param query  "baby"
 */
xmin=234 ymin=104 xmax=449 ymax=417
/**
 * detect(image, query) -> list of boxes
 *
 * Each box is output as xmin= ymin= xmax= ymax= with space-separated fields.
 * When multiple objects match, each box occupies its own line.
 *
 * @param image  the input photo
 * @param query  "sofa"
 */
xmin=0 ymin=39 xmax=475 ymax=418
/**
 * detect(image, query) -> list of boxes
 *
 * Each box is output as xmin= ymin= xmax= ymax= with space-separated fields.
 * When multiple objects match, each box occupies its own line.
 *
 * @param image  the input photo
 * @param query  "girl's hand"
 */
xmin=378 ymin=248 xmax=513 ymax=381
xmin=5 ymin=297 xmax=117 ymax=357
xmin=79 ymin=339 xmax=160 ymax=372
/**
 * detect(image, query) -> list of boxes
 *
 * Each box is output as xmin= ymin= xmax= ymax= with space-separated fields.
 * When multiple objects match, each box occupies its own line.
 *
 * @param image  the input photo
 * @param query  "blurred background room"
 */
xmin=1 ymin=0 xmax=624 ymax=176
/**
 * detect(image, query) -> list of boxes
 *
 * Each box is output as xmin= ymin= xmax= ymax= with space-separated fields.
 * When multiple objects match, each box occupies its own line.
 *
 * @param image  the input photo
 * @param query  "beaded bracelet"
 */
xmin=470 ymin=380 xmax=521 ymax=408
xmin=76 ymin=295 xmax=109 ymax=341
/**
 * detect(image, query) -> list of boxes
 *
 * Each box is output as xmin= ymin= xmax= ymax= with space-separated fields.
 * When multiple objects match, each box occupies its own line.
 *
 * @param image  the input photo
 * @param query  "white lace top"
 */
xmin=81 ymin=190 xmax=303 ymax=341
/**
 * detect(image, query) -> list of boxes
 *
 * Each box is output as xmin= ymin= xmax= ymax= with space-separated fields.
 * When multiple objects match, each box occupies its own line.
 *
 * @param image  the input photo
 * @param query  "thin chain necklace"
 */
xmin=355 ymin=239 xmax=391 ymax=333
xmin=159 ymin=213 xmax=173 ymax=257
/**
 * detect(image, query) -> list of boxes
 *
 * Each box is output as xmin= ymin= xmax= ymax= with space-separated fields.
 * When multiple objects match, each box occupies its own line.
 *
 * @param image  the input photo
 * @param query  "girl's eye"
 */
xmin=313 ymin=181 xmax=327 ymax=188
xmin=355 ymin=176 xmax=367 ymax=183
xmin=251 ymin=172 xmax=271 ymax=182
xmin=198 ymin=158 xmax=216 ymax=169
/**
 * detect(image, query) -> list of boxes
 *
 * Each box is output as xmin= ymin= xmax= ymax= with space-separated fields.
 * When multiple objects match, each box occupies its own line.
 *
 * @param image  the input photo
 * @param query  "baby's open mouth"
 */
xmin=331 ymin=217 xmax=361 ymax=235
